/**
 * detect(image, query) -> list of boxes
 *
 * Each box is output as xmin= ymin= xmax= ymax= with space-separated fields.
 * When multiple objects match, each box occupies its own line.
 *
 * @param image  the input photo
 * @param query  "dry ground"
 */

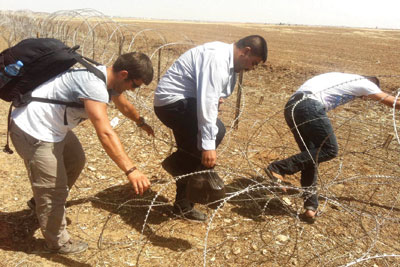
xmin=1 ymin=20 xmax=400 ymax=266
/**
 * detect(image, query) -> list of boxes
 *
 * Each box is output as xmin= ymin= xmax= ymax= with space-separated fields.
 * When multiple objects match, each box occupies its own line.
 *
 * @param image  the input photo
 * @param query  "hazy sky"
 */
xmin=1 ymin=0 xmax=399 ymax=29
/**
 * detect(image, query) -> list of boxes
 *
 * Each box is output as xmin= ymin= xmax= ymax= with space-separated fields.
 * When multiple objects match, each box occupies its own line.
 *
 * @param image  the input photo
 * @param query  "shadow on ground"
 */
xmin=92 ymin=183 xmax=192 ymax=252
xmin=225 ymin=176 xmax=298 ymax=221
xmin=0 ymin=202 xmax=91 ymax=266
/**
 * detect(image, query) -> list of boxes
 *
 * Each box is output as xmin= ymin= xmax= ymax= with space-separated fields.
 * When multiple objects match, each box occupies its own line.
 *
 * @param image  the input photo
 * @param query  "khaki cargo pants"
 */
xmin=10 ymin=121 xmax=85 ymax=249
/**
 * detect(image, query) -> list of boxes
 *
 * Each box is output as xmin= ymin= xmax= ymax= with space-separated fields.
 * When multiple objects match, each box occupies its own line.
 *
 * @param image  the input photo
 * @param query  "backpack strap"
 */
xmin=68 ymin=46 xmax=106 ymax=84
xmin=4 ymin=104 xmax=14 ymax=154
xmin=74 ymin=56 xmax=106 ymax=83
xmin=0 ymin=53 xmax=4 ymax=70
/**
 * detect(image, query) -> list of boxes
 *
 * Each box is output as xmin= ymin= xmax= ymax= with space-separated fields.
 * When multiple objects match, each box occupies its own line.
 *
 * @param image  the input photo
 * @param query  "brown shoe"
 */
xmin=45 ymin=239 xmax=88 ymax=254
xmin=264 ymin=168 xmax=287 ymax=193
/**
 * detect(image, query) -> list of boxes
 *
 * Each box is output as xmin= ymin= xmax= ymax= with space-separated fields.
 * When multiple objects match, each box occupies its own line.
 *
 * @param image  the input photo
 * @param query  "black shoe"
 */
xmin=27 ymin=197 xmax=36 ymax=210
xmin=173 ymin=203 xmax=207 ymax=222
xmin=186 ymin=170 xmax=226 ymax=209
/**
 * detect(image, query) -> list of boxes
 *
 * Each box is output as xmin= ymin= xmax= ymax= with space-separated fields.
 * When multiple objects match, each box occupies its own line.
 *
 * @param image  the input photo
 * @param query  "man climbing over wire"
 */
xmin=265 ymin=72 xmax=400 ymax=223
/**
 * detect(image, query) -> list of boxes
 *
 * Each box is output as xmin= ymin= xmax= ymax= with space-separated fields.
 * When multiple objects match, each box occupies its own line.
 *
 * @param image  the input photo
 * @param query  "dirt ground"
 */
xmin=1 ymin=18 xmax=400 ymax=267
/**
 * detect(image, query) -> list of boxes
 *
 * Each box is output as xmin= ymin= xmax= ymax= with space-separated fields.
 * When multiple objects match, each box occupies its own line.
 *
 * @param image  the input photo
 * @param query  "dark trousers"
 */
xmin=154 ymin=98 xmax=226 ymax=207
xmin=268 ymin=94 xmax=338 ymax=210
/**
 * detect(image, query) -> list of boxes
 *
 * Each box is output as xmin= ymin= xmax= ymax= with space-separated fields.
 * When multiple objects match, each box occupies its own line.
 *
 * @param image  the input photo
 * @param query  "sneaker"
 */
xmin=27 ymin=197 xmax=36 ymax=210
xmin=173 ymin=203 xmax=207 ymax=222
xmin=45 ymin=239 xmax=88 ymax=254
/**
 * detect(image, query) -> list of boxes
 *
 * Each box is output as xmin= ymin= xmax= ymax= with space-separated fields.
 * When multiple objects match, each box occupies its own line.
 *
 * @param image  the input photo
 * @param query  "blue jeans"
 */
xmin=154 ymin=98 xmax=226 ymax=208
xmin=268 ymin=93 xmax=338 ymax=210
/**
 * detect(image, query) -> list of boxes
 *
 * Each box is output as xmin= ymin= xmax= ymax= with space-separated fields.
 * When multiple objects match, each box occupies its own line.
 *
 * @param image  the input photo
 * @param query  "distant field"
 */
xmin=1 ymin=10 xmax=400 ymax=267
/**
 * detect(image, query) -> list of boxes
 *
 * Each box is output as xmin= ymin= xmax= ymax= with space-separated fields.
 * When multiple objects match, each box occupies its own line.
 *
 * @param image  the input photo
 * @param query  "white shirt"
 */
xmin=296 ymin=72 xmax=382 ymax=111
xmin=154 ymin=42 xmax=237 ymax=150
xmin=12 ymin=66 xmax=110 ymax=142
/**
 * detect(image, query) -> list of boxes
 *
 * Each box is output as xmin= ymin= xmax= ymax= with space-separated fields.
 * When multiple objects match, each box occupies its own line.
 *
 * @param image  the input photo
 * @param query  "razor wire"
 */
xmin=1 ymin=9 xmax=400 ymax=267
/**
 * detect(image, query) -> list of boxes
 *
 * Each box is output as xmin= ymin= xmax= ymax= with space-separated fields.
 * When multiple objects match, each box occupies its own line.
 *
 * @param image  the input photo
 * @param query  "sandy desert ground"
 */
xmin=1 ymin=15 xmax=400 ymax=266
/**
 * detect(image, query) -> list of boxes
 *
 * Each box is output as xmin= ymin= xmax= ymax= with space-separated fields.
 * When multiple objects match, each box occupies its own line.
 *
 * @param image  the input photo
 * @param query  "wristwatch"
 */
xmin=137 ymin=116 xmax=145 ymax=127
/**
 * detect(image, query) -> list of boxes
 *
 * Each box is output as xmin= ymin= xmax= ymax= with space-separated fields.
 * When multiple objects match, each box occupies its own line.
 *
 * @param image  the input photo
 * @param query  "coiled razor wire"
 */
xmin=1 ymin=9 xmax=400 ymax=267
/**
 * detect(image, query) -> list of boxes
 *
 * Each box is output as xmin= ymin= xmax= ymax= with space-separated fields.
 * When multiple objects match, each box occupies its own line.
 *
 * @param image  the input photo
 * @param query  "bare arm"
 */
xmin=367 ymin=92 xmax=400 ymax=109
xmin=84 ymin=99 xmax=150 ymax=194
xmin=112 ymin=93 xmax=154 ymax=136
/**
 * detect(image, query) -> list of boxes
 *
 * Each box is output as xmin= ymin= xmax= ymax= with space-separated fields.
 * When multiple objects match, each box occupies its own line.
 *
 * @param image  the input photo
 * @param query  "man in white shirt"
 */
xmin=265 ymin=72 xmax=400 ymax=223
xmin=10 ymin=52 xmax=154 ymax=254
xmin=154 ymin=35 xmax=267 ymax=221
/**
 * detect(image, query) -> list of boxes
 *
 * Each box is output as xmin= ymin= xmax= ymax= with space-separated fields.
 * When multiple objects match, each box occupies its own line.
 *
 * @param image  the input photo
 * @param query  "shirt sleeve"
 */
xmin=355 ymin=79 xmax=382 ymax=96
xmin=195 ymin=54 xmax=226 ymax=151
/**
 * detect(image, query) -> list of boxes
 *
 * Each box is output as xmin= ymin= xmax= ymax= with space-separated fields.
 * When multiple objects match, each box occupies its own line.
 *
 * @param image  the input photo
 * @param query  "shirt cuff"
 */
xmin=201 ymin=138 xmax=216 ymax=151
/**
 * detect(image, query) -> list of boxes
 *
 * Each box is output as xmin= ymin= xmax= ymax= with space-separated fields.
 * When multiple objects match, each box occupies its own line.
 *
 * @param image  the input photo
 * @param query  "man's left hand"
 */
xmin=202 ymin=150 xmax=217 ymax=168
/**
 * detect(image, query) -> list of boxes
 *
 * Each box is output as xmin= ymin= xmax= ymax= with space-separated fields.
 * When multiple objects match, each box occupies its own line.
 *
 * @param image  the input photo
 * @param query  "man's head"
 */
xmin=364 ymin=76 xmax=380 ymax=87
xmin=234 ymin=35 xmax=267 ymax=73
xmin=111 ymin=52 xmax=154 ymax=93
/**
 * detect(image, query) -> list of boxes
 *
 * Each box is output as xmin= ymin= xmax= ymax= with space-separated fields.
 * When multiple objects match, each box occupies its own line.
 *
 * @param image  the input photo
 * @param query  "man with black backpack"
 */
xmin=9 ymin=51 xmax=154 ymax=254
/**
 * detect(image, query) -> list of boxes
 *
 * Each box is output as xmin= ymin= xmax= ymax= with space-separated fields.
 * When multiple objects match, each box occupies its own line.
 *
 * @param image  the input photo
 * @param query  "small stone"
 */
xmin=224 ymin=218 xmax=232 ymax=223
xmin=277 ymin=234 xmax=289 ymax=242
xmin=262 ymin=249 xmax=268 ymax=255
xmin=251 ymin=243 xmax=258 ymax=250
xmin=110 ymin=117 xmax=120 ymax=128
xmin=282 ymin=197 xmax=292 ymax=205
xmin=233 ymin=247 xmax=241 ymax=255
xmin=88 ymin=166 xmax=96 ymax=171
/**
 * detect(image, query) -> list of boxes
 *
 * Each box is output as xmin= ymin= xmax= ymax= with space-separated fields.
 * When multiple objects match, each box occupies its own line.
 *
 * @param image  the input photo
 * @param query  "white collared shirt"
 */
xmin=154 ymin=42 xmax=237 ymax=150
xmin=296 ymin=72 xmax=382 ymax=111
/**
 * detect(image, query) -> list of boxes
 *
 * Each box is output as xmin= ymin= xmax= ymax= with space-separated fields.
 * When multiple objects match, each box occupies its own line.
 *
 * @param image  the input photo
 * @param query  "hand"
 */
xmin=202 ymin=150 xmax=217 ymax=168
xmin=127 ymin=169 xmax=151 ymax=195
xmin=218 ymin=98 xmax=224 ymax=111
xmin=140 ymin=123 xmax=155 ymax=136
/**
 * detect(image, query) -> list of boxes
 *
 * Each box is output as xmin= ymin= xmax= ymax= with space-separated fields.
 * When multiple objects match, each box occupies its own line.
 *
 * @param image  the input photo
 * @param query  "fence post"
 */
xmin=157 ymin=48 xmax=162 ymax=82
xmin=233 ymin=71 xmax=243 ymax=130
xmin=118 ymin=35 xmax=125 ymax=56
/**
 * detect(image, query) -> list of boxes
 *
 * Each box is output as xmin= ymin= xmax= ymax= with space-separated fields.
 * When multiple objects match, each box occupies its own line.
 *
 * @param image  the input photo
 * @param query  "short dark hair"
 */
xmin=236 ymin=35 xmax=268 ymax=62
xmin=364 ymin=76 xmax=380 ymax=87
xmin=112 ymin=52 xmax=154 ymax=85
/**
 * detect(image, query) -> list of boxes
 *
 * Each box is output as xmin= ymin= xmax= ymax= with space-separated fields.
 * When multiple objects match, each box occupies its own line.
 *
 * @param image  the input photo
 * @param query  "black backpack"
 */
xmin=0 ymin=38 xmax=107 ymax=153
